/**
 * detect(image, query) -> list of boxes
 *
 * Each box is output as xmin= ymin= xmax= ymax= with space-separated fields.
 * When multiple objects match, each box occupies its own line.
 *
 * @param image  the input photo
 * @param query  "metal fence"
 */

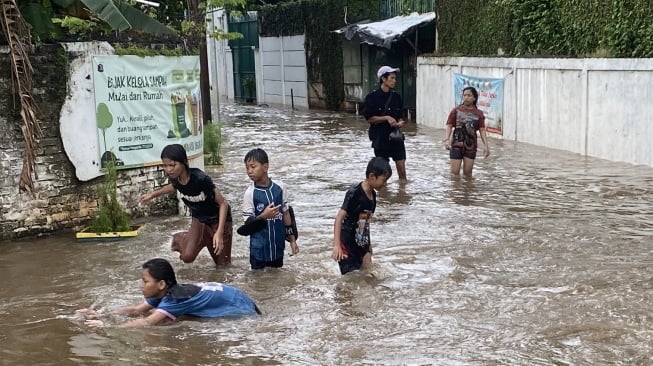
xmin=380 ymin=0 xmax=436 ymax=18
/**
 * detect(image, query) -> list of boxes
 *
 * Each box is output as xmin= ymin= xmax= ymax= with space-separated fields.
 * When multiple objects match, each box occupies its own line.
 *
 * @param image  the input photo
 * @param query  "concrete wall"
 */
xmin=207 ymin=8 xmax=235 ymax=117
xmin=417 ymin=57 xmax=653 ymax=168
xmin=0 ymin=43 xmax=177 ymax=241
xmin=206 ymin=16 xmax=309 ymax=111
xmin=258 ymin=35 xmax=309 ymax=109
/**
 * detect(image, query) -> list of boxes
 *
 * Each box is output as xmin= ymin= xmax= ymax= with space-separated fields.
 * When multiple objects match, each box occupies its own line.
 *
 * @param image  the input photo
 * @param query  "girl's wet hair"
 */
xmin=142 ymin=258 xmax=177 ymax=287
xmin=462 ymin=86 xmax=479 ymax=107
xmin=161 ymin=144 xmax=189 ymax=170
xmin=244 ymin=148 xmax=269 ymax=164
xmin=366 ymin=156 xmax=392 ymax=178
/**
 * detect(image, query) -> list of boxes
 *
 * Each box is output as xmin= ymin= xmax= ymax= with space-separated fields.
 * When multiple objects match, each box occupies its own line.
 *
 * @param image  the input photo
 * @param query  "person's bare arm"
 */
xmin=367 ymin=115 xmax=396 ymax=125
xmin=117 ymin=310 xmax=169 ymax=328
xmin=332 ymin=209 xmax=348 ymax=261
xmin=139 ymin=184 xmax=175 ymax=204
xmin=283 ymin=209 xmax=299 ymax=255
xmin=115 ymin=301 xmax=153 ymax=317
xmin=479 ymin=128 xmax=490 ymax=158
xmin=212 ymin=188 xmax=229 ymax=254
xmin=445 ymin=124 xmax=453 ymax=150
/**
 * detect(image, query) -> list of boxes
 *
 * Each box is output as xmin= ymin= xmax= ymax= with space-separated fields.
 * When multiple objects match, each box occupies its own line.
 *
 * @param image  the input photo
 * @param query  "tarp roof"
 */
xmin=333 ymin=12 xmax=436 ymax=49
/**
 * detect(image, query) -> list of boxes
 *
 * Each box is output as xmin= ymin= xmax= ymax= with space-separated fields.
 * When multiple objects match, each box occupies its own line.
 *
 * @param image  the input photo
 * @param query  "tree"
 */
xmin=1 ymin=0 xmax=41 ymax=192
xmin=183 ymin=0 xmax=246 ymax=123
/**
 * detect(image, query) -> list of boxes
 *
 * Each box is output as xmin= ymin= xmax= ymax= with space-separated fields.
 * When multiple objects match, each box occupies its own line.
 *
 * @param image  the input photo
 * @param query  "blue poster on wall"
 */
xmin=453 ymin=73 xmax=504 ymax=135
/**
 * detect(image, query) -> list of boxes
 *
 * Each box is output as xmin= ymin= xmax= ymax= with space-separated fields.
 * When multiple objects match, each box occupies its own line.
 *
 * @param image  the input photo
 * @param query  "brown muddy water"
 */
xmin=1 ymin=104 xmax=652 ymax=365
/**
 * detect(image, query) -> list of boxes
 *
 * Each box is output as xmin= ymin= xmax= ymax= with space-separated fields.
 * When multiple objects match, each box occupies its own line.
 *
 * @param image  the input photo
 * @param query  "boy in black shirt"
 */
xmin=332 ymin=157 xmax=392 ymax=275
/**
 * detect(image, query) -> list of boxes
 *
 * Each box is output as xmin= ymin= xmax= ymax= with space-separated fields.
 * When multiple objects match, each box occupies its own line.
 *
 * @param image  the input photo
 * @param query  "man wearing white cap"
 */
xmin=363 ymin=66 xmax=407 ymax=183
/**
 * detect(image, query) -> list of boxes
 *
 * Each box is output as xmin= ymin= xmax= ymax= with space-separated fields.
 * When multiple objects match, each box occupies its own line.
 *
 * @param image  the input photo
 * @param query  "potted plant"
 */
xmin=242 ymin=74 xmax=256 ymax=103
xmin=76 ymin=159 xmax=142 ymax=241
xmin=204 ymin=121 xmax=225 ymax=166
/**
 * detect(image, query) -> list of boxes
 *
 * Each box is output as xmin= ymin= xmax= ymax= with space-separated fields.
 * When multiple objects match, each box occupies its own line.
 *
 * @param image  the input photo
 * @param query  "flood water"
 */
xmin=1 ymin=104 xmax=652 ymax=365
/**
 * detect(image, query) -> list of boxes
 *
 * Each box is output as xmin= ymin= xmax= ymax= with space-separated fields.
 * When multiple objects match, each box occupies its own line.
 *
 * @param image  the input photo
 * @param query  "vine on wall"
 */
xmin=436 ymin=0 xmax=653 ymax=57
xmin=436 ymin=0 xmax=512 ymax=56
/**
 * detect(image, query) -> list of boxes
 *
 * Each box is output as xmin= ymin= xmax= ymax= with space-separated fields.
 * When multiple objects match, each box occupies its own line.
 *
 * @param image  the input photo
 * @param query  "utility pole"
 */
xmin=200 ymin=43 xmax=212 ymax=124
xmin=188 ymin=0 xmax=213 ymax=124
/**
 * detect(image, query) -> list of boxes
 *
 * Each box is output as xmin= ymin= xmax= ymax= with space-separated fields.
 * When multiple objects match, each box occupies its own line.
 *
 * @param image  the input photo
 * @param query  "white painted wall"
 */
xmin=417 ymin=57 xmax=653 ymax=167
xmin=258 ymin=35 xmax=308 ymax=108
xmin=206 ymin=8 xmax=235 ymax=121
xmin=60 ymin=42 xmax=115 ymax=181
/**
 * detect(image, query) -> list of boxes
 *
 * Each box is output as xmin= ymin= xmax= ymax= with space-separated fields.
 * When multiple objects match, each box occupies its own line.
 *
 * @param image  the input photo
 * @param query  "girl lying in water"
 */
xmin=77 ymin=258 xmax=261 ymax=328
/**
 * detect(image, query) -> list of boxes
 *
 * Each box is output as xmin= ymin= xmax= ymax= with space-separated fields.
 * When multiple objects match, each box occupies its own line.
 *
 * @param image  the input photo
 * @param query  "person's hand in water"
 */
xmin=76 ymin=306 xmax=106 ymax=327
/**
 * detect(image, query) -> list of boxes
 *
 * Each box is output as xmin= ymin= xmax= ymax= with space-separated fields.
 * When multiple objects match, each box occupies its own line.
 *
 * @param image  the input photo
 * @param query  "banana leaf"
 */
xmin=81 ymin=0 xmax=174 ymax=35
xmin=116 ymin=1 xmax=174 ymax=35
xmin=80 ymin=0 xmax=130 ymax=31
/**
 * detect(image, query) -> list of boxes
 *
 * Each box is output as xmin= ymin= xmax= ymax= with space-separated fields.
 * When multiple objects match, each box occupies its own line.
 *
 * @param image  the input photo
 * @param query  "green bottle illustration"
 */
xmin=169 ymin=93 xmax=191 ymax=138
xmin=168 ymin=94 xmax=181 ymax=138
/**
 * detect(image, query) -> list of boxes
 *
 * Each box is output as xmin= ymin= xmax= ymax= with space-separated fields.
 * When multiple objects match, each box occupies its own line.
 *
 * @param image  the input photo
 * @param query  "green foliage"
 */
xmin=303 ymin=0 xmax=345 ymax=110
xmin=88 ymin=159 xmax=131 ymax=233
xmin=437 ymin=0 xmax=653 ymax=57
xmin=602 ymin=0 xmax=653 ymax=57
xmin=204 ymin=121 xmax=224 ymax=165
xmin=17 ymin=0 xmax=175 ymax=42
xmin=242 ymin=74 xmax=255 ymax=95
xmin=348 ymin=0 xmax=380 ymax=21
xmin=113 ymin=44 xmax=183 ymax=56
xmin=259 ymin=0 xmax=372 ymax=37
xmin=436 ymin=0 xmax=512 ymax=56
xmin=176 ymin=0 xmax=246 ymax=57
xmin=81 ymin=0 xmax=174 ymax=35
xmin=259 ymin=2 xmax=305 ymax=36
xmin=52 ymin=16 xmax=96 ymax=36
xmin=210 ymin=28 xmax=244 ymax=41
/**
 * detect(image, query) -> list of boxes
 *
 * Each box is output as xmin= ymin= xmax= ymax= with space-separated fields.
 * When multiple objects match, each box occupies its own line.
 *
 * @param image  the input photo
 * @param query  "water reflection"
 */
xmin=0 ymin=103 xmax=652 ymax=365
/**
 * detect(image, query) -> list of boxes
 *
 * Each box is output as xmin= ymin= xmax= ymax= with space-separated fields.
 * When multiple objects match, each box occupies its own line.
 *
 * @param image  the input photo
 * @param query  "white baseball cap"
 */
xmin=377 ymin=66 xmax=400 ymax=79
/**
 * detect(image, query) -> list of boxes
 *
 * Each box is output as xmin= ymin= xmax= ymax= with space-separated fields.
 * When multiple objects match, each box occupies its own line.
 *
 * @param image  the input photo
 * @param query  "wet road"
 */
xmin=0 ymin=104 xmax=652 ymax=365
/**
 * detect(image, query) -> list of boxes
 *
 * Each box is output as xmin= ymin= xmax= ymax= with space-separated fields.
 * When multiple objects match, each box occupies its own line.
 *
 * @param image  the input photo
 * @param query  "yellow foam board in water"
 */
xmin=75 ymin=225 xmax=144 ymax=241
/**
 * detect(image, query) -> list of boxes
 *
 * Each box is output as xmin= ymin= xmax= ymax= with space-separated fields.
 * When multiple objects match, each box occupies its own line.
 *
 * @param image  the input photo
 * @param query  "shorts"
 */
xmin=374 ymin=142 xmax=406 ymax=162
xmin=337 ymin=237 xmax=372 ymax=275
xmin=450 ymin=146 xmax=477 ymax=160
xmin=250 ymin=255 xmax=283 ymax=270
xmin=171 ymin=217 xmax=232 ymax=266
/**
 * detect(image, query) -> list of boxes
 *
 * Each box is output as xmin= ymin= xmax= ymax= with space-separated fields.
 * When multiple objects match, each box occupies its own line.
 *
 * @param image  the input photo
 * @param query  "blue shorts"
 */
xmin=450 ymin=146 xmax=476 ymax=160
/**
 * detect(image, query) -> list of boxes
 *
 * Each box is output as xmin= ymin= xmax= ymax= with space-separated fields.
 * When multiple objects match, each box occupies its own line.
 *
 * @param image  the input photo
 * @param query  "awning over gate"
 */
xmin=333 ymin=12 xmax=436 ymax=49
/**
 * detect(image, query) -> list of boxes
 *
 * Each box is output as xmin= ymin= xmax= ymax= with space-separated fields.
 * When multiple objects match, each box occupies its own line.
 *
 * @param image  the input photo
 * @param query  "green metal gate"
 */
xmin=228 ymin=12 xmax=259 ymax=101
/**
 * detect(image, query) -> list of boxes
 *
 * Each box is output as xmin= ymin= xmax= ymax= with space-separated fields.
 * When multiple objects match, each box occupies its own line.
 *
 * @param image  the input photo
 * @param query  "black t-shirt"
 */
xmin=364 ymin=88 xmax=404 ymax=149
xmin=340 ymin=182 xmax=376 ymax=247
xmin=170 ymin=168 xmax=232 ymax=224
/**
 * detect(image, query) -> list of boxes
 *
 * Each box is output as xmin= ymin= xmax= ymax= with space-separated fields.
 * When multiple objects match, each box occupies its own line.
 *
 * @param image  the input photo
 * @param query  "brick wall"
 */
xmin=0 ymin=43 xmax=177 ymax=241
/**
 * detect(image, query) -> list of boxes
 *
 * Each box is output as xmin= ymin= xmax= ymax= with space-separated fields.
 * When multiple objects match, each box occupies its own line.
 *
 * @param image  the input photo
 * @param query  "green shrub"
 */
xmin=88 ymin=159 xmax=131 ymax=233
xmin=204 ymin=121 xmax=224 ymax=165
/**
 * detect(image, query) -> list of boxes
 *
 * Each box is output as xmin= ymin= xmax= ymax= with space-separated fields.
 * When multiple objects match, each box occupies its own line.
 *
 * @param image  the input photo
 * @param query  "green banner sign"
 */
xmin=92 ymin=55 xmax=204 ymax=169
